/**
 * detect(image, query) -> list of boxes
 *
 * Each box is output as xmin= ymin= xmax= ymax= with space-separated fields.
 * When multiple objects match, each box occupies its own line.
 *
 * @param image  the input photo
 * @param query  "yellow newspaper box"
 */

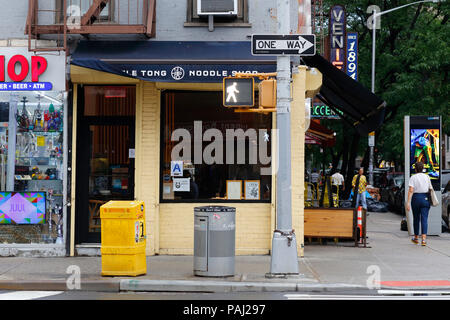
xmin=100 ymin=201 xmax=146 ymax=276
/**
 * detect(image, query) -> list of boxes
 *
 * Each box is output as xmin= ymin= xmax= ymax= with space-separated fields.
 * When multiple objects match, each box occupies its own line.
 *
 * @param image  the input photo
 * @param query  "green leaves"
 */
xmin=320 ymin=0 xmax=449 ymax=166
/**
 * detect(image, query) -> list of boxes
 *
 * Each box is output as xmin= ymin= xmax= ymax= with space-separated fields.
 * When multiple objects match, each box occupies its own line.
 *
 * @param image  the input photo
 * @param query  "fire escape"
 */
xmin=25 ymin=0 xmax=156 ymax=52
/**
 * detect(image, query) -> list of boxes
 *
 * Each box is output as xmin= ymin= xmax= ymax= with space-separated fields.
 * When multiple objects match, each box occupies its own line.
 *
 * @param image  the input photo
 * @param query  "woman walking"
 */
xmin=406 ymin=161 xmax=432 ymax=246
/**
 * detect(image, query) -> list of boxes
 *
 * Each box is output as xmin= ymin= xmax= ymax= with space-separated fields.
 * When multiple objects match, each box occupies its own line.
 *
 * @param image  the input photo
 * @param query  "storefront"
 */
xmin=69 ymin=41 xmax=384 ymax=257
xmin=0 ymin=47 xmax=67 ymax=256
xmin=69 ymin=40 xmax=314 ymax=257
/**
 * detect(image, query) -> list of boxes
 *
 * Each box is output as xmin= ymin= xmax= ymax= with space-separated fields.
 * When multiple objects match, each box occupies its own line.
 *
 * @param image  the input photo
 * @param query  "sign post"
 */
xmin=241 ymin=3 xmax=316 ymax=276
xmin=250 ymin=1 xmax=317 ymax=277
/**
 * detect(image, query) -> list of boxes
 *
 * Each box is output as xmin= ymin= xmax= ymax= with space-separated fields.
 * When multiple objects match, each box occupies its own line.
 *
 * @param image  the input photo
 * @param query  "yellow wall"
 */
xmin=159 ymin=203 xmax=272 ymax=255
xmin=291 ymin=66 xmax=307 ymax=257
xmin=138 ymin=82 xmax=161 ymax=255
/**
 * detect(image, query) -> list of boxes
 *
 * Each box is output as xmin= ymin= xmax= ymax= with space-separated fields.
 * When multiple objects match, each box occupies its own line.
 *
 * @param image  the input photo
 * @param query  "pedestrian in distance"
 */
xmin=331 ymin=169 xmax=345 ymax=195
xmin=406 ymin=161 xmax=431 ymax=246
xmin=310 ymin=168 xmax=320 ymax=196
xmin=352 ymin=167 xmax=368 ymax=210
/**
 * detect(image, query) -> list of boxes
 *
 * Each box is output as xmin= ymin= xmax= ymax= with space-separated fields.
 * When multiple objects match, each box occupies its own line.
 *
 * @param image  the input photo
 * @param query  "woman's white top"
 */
xmin=409 ymin=173 xmax=431 ymax=193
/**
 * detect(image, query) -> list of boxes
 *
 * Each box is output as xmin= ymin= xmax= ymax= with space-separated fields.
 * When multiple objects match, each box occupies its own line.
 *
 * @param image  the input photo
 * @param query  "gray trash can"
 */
xmin=194 ymin=206 xmax=236 ymax=277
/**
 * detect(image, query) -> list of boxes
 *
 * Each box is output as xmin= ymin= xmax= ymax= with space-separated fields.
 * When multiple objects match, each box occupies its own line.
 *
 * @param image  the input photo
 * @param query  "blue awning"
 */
xmin=70 ymin=40 xmax=277 ymax=83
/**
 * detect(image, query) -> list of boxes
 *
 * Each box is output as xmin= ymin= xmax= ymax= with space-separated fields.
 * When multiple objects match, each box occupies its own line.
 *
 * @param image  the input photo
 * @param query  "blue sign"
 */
xmin=346 ymin=32 xmax=358 ymax=80
xmin=329 ymin=5 xmax=346 ymax=71
xmin=171 ymin=161 xmax=183 ymax=177
xmin=0 ymin=82 xmax=53 ymax=91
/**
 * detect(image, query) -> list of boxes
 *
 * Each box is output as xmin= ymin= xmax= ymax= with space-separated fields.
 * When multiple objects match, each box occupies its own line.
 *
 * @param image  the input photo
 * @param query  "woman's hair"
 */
xmin=415 ymin=161 xmax=424 ymax=173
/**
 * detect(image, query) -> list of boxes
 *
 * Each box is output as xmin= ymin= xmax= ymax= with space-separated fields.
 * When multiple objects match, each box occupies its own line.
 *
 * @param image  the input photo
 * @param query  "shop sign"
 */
xmin=0 ymin=47 xmax=66 ymax=92
xmin=329 ymin=5 xmax=346 ymax=71
xmin=346 ymin=32 xmax=358 ymax=80
xmin=311 ymin=103 xmax=342 ymax=119
xmin=119 ymin=64 xmax=276 ymax=83
xmin=0 ymin=192 xmax=46 ymax=224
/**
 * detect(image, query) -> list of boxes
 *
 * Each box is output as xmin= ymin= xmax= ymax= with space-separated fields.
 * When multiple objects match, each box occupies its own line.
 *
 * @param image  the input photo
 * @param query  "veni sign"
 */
xmin=0 ymin=55 xmax=47 ymax=82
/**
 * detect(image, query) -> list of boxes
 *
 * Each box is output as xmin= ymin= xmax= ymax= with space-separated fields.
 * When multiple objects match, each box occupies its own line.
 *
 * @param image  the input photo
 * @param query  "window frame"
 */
xmin=184 ymin=0 xmax=251 ymax=28
xmin=159 ymin=90 xmax=271 ymax=204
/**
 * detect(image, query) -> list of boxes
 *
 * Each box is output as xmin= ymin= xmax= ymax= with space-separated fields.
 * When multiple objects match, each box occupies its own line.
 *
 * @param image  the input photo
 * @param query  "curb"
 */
xmin=119 ymin=279 xmax=367 ymax=293
xmin=0 ymin=280 xmax=120 ymax=292
xmin=2 ymin=279 xmax=450 ymax=294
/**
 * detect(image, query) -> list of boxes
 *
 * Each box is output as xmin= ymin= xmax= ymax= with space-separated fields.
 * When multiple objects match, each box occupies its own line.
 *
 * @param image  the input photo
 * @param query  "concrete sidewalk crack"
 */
xmin=0 ymin=263 xmax=24 ymax=277
xmin=301 ymin=258 xmax=321 ymax=283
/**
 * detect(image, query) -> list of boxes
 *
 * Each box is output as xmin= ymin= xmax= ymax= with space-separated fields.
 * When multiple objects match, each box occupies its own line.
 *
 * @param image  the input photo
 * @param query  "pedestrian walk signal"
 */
xmin=223 ymin=77 xmax=254 ymax=107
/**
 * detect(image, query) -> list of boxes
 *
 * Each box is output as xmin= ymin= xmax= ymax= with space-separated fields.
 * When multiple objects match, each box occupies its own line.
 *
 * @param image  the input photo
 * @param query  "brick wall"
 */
xmin=159 ymin=203 xmax=272 ymax=255
xmin=138 ymin=82 xmax=161 ymax=255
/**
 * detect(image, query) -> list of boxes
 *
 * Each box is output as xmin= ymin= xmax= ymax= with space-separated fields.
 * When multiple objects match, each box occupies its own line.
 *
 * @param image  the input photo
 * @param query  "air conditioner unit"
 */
xmin=197 ymin=0 xmax=238 ymax=16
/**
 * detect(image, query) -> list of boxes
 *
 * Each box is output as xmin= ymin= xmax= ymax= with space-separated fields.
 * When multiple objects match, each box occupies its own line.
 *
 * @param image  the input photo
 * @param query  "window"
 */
xmin=55 ymin=0 xmax=115 ymax=24
xmin=185 ymin=0 xmax=250 ymax=27
xmin=161 ymin=91 xmax=272 ymax=202
xmin=0 ymin=91 xmax=66 ymax=243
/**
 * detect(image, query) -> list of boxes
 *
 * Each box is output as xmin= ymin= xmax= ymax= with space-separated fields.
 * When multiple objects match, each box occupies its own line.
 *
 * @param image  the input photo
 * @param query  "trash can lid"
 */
xmin=194 ymin=206 xmax=236 ymax=213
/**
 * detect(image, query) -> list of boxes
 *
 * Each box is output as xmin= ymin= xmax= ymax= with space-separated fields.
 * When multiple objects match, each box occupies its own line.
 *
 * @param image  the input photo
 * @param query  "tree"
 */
xmin=317 ymin=0 xmax=449 ymax=189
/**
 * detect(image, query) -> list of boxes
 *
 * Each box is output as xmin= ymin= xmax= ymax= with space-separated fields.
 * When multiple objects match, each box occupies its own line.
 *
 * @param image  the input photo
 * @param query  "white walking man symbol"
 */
xmin=226 ymin=82 xmax=240 ymax=103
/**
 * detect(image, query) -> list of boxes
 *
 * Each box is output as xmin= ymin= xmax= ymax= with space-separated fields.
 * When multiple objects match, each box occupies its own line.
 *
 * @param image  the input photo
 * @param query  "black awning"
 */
xmin=70 ymin=40 xmax=276 ymax=83
xmin=303 ymin=54 xmax=386 ymax=136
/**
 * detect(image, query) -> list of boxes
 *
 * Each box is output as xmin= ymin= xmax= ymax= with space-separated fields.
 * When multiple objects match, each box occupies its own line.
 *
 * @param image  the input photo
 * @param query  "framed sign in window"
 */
xmin=244 ymin=180 xmax=260 ymax=200
xmin=226 ymin=180 xmax=242 ymax=200
xmin=0 ymin=192 xmax=46 ymax=224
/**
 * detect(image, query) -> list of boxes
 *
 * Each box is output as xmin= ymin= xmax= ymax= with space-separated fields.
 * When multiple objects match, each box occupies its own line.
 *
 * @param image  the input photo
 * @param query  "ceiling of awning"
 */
xmin=306 ymin=120 xmax=336 ymax=147
xmin=302 ymin=54 xmax=386 ymax=136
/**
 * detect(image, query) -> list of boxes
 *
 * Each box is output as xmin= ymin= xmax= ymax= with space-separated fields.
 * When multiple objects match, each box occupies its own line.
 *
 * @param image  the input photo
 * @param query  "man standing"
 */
xmin=310 ymin=168 xmax=320 ymax=187
xmin=331 ymin=169 xmax=345 ymax=195
xmin=352 ymin=167 xmax=368 ymax=210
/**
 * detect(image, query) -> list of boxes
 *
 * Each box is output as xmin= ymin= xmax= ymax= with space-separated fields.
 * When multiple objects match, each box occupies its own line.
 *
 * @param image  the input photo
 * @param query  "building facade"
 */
xmin=0 ymin=0 xmax=313 ymax=257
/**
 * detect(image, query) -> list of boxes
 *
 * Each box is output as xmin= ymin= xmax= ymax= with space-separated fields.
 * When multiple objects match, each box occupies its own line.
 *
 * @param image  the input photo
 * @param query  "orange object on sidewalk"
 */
xmin=357 ymin=206 xmax=363 ymax=243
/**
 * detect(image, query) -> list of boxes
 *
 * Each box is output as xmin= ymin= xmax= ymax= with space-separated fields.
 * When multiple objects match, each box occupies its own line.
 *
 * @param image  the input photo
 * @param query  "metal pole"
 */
xmin=371 ymin=10 xmax=376 ymax=94
xmin=269 ymin=0 xmax=299 ymax=275
xmin=369 ymin=10 xmax=377 ymax=186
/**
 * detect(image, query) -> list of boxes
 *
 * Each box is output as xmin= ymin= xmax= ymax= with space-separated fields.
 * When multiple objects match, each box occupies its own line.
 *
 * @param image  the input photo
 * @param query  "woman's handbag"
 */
xmin=428 ymin=177 xmax=439 ymax=207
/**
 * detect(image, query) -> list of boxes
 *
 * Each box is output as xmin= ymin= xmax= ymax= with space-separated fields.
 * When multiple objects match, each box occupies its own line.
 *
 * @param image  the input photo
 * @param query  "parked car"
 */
xmin=373 ymin=168 xmax=390 ymax=188
xmin=380 ymin=174 xmax=404 ymax=214
xmin=393 ymin=182 xmax=405 ymax=215
xmin=442 ymin=170 xmax=450 ymax=227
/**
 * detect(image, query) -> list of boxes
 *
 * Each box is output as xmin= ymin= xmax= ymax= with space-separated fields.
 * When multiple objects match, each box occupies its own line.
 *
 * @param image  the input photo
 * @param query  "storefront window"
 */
xmin=0 ymin=91 xmax=66 ymax=244
xmin=161 ymin=91 xmax=272 ymax=202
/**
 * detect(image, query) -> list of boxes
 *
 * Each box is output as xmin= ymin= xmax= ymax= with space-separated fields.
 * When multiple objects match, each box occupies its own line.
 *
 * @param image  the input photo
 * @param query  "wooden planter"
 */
xmin=304 ymin=208 xmax=367 ymax=246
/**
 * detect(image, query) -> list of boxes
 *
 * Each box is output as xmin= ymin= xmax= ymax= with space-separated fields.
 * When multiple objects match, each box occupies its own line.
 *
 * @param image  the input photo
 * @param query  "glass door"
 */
xmin=76 ymin=85 xmax=135 ymax=243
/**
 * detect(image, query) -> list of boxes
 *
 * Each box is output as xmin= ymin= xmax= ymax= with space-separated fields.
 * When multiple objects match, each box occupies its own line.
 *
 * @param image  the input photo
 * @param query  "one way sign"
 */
xmin=251 ymin=34 xmax=316 ymax=56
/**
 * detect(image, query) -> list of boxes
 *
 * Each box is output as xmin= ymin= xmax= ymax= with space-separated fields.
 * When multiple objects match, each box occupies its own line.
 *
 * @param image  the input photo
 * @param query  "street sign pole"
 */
xmin=369 ymin=132 xmax=375 ymax=186
xmin=269 ymin=0 xmax=299 ymax=275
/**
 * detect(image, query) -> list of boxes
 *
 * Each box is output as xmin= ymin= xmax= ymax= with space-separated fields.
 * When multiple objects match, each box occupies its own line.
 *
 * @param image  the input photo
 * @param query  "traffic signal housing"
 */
xmin=258 ymin=79 xmax=277 ymax=108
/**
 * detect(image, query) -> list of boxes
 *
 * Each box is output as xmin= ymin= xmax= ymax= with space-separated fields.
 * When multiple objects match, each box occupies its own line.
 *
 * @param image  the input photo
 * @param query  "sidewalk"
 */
xmin=1 ymin=211 xmax=449 ymax=293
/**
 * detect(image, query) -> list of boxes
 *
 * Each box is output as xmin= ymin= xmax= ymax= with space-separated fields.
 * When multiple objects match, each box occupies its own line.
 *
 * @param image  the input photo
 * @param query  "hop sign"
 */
xmin=222 ymin=77 xmax=254 ymax=107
